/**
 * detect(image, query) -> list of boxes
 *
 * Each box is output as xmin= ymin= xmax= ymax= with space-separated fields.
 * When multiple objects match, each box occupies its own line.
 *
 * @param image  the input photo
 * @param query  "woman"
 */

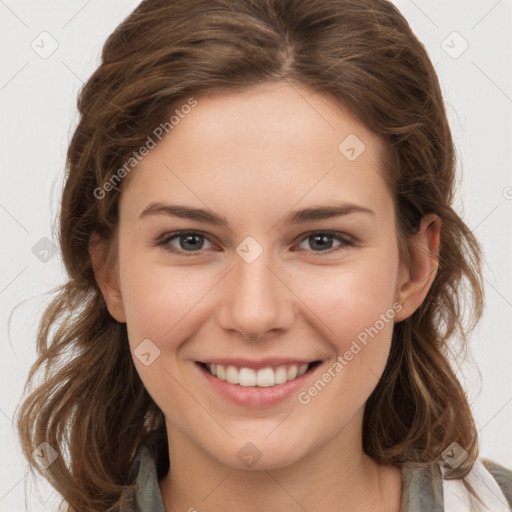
xmin=16 ymin=0 xmax=512 ymax=510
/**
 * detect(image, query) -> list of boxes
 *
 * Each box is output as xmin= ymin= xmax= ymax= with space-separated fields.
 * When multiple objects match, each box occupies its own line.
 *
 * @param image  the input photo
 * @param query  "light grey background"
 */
xmin=1 ymin=1 xmax=511 ymax=510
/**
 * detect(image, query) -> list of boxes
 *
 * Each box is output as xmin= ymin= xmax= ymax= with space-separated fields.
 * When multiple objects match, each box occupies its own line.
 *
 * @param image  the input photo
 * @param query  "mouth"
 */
xmin=195 ymin=360 xmax=323 ymax=387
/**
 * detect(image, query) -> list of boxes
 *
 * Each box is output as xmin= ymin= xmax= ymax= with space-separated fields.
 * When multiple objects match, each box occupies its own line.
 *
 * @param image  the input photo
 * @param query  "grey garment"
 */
xmin=116 ymin=429 xmax=512 ymax=511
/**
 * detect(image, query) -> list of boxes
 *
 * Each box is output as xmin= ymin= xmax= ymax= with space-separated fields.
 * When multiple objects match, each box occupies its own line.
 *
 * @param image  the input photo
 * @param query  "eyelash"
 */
xmin=153 ymin=230 xmax=355 ymax=257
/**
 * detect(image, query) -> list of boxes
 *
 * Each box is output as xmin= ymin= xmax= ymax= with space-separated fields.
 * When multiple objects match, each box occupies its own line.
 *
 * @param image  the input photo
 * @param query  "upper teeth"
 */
xmin=207 ymin=363 xmax=309 ymax=387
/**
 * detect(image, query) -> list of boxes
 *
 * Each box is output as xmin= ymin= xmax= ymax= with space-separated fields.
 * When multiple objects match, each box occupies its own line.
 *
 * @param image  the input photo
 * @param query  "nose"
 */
xmin=215 ymin=248 xmax=296 ymax=341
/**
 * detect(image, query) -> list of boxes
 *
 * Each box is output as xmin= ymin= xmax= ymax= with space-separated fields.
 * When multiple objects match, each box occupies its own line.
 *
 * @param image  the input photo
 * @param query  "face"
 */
xmin=96 ymin=81 xmax=433 ymax=471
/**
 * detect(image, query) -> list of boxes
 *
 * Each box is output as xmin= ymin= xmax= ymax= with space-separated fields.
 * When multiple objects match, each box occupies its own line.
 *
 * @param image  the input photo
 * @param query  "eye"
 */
xmin=295 ymin=231 xmax=354 ymax=254
xmin=154 ymin=230 xmax=354 ymax=257
xmin=156 ymin=231 xmax=215 ymax=256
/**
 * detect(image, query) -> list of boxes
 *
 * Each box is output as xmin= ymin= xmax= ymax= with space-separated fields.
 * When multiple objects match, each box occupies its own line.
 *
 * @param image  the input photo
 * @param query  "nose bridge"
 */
xmin=216 ymin=239 xmax=293 ymax=340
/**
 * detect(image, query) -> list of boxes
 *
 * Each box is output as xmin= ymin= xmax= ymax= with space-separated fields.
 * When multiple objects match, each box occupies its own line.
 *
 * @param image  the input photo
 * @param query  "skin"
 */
xmin=90 ymin=81 xmax=440 ymax=511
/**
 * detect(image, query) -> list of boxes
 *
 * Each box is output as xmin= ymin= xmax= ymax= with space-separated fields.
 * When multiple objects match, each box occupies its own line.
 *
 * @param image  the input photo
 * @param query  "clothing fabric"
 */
xmin=442 ymin=458 xmax=511 ymax=511
xmin=116 ymin=428 xmax=512 ymax=511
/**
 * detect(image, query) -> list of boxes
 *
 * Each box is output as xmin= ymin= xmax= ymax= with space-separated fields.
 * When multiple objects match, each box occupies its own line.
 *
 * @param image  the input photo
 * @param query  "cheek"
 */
xmin=117 ymin=258 xmax=211 ymax=413
xmin=118 ymin=245 xmax=213 ymax=346
xmin=295 ymin=255 xmax=399 ymax=351
xmin=291 ymin=263 xmax=398 ymax=414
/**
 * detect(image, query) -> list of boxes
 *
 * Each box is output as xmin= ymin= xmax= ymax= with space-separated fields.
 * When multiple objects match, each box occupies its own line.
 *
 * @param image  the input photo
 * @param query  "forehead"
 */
xmin=120 ymin=82 xmax=394 ymax=227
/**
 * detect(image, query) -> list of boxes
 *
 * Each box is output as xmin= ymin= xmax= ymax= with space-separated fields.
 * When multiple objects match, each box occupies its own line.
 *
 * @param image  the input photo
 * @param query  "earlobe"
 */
xmin=88 ymin=233 xmax=126 ymax=323
xmin=394 ymin=214 xmax=441 ymax=323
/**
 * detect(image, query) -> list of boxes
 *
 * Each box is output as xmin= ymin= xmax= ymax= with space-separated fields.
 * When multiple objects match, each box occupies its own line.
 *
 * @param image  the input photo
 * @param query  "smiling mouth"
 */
xmin=196 ymin=361 xmax=322 ymax=387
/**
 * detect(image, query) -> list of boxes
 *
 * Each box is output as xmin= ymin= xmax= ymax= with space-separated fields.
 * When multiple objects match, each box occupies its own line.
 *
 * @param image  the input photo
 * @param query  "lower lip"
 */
xmin=195 ymin=361 xmax=322 ymax=408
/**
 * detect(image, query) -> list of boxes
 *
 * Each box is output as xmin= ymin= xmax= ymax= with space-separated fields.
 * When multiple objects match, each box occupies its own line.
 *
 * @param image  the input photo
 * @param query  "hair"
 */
xmin=16 ymin=0 xmax=485 ymax=510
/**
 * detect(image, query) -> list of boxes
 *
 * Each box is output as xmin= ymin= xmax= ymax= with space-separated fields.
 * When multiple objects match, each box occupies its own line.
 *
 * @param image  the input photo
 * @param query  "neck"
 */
xmin=159 ymin=409 xmax=402 ymax=512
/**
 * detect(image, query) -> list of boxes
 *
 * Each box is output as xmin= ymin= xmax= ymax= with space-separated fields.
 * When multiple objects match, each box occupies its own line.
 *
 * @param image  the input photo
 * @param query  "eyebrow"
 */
xmin=139 ymin=201 xmax=375 ymax=226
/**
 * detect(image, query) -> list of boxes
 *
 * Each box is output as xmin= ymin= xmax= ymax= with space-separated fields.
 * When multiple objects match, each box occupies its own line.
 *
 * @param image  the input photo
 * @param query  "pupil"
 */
xmin=182 ymin=234 xmax=202 ymax=250
xmin=311 ymin=234 xmax=332 ymax=251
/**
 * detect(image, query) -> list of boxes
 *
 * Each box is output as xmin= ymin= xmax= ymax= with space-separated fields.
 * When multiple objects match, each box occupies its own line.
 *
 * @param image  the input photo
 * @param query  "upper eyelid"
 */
xmin=158 ymin=230 xmax=217 ymax=245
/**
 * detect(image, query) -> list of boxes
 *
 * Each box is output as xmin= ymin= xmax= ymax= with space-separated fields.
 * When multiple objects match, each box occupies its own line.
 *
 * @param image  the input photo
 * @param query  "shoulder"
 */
xmin=481 ymin=457 xmax=512 ymax=508
xmin=400 ymin=457 xmax=512 ymax=512
xmin=440 ymin=457 xmax=512 ymax=512
xmin=112 ymin=428 xmax=168 ymax=512
xmin=401 ymin=461 xmax=444 ymax=511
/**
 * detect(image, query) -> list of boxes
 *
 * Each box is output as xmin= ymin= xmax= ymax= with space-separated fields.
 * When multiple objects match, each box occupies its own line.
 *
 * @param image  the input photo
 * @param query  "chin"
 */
xmin=209 ymin=435 xmax=310 ymax=472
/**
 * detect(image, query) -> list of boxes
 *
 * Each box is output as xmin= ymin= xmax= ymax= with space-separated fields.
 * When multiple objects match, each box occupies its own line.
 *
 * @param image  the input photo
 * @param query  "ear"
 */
xmin=89 ymin=232 xmax=126 ymax=323
xmin=394 ymin=214 xmax=441 ymax=323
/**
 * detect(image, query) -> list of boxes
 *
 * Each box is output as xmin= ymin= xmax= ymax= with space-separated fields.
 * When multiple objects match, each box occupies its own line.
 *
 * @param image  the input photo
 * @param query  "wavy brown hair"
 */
xmin=16 ymin=0 xmax=485 ymax=510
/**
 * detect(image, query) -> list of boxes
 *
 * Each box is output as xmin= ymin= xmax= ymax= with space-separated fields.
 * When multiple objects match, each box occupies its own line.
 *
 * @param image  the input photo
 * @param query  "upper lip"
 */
xmin=197 ymin=357 xmax=320 ymax=370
